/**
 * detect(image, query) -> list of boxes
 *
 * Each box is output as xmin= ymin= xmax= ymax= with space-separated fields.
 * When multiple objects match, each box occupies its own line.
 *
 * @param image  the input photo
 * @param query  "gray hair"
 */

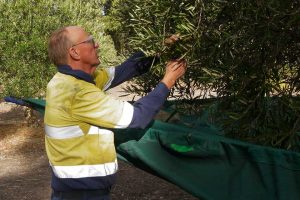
xmin=48 ymin=27 xmax=73 ymax=66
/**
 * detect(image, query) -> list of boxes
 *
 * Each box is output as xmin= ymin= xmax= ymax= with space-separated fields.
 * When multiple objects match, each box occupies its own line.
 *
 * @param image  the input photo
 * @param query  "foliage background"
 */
xmin=103 ymin=0 xmax=300 ymax=151
xmin=0 ymin=0 xmax=119 ymax=98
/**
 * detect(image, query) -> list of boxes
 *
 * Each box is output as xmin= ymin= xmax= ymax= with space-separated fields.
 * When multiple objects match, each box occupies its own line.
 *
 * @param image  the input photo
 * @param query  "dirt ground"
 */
xmin=0 ymin=101 xmax=198 ymax=200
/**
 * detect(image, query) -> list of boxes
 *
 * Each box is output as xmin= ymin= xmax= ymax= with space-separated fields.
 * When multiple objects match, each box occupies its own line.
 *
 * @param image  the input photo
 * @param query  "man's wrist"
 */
xmin=161 ymin=78 xmax=175 ymax=89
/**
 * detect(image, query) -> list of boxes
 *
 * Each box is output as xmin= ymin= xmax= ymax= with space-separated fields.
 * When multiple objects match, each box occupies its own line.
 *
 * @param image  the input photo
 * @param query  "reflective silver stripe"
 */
xmin=51 ymin=159 xmax=118 ymax=178
xmin=114 ymin=101 xmax=134 ymax=128
xmin=45 ymin=125 xmax=84 ymax=139
xmin=88 ymin=125 xmax=114 ymax=135
xmin=103 ymin=67 xmax=115 ymax=91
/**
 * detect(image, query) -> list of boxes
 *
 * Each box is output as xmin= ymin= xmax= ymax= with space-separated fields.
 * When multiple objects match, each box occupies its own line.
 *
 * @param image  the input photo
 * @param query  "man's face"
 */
xmin=69 ymin=27 xmax=100 ymax=73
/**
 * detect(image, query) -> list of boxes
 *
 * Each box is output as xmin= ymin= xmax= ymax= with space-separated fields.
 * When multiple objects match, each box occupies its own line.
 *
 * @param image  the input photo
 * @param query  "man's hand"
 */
xmin=161 ymin=59 xmax=187 ymax=89
xmin=164 ymin=34 xmax=181 ymax=46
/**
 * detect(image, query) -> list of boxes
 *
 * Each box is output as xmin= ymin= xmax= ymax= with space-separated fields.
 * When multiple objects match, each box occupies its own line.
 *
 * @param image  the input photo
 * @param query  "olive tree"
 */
xmin=104 ymin=0 xmax=300 ymax=151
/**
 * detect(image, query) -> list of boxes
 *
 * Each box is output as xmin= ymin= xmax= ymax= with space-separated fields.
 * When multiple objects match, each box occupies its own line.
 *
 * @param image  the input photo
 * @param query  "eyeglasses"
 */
xmin=72 ymin=35 xmax=95 ymax=47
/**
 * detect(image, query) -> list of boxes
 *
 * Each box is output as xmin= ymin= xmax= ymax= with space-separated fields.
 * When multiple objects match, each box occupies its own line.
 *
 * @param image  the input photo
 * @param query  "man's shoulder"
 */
xmin=48 ymin=72 xmax=99 ymax=90
xmin=46 ymin=72 xmax=104 ymax=104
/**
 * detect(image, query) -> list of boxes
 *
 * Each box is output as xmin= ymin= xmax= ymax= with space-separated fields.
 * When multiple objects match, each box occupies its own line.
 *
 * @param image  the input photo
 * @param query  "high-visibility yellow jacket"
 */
xmin=44 ymin=52 xmax=169 ymax=191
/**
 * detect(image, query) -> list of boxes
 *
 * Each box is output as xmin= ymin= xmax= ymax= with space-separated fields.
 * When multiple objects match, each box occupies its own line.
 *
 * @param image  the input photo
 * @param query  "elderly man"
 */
xmin=46 ymin=26 xmax=186 ymax=200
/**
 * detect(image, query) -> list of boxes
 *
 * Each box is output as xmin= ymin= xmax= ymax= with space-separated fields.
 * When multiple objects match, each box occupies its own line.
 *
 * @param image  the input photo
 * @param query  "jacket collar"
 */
xmin=57 ymin=65 xmax=95 ymax=85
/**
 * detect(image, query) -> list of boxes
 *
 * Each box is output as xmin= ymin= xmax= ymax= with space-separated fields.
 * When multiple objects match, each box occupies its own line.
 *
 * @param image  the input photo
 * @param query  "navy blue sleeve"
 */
xmin=109 ymin=51 xmax=159 ymax=89
xmin=4 ymin=96 xmax=29 ymax=106
xmin=128 ymin=82 xmax=170 ymax=129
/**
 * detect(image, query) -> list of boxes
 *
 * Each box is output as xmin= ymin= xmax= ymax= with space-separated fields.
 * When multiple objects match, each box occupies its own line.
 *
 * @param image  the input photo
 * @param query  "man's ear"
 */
xmin=69 ymin=47 xmax=80 ymax=60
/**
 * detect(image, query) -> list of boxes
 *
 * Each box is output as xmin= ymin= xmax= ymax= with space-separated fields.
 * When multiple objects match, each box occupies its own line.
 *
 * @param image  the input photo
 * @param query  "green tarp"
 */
xmin=22 ymin=98 xmax=300 ymax=199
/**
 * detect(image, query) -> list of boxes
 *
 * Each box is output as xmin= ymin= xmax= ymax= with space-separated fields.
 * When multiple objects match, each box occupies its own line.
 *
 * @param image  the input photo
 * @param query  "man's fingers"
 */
xmin=166 ymin=59 xmax=187 ymax=72
xmin=164 ymin=34 xmax=181 ymax=45
xmin=174 ymin=60 xmax=187 ymax=70
xmin=173 ymin=64 xmax=187 ymax=73
xmin=170 ymin=62 xmax=182 ymax=71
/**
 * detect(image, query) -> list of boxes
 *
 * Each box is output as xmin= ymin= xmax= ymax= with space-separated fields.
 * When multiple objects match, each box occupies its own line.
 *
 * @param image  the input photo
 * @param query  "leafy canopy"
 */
xmin=104 ymin=0 xmax=300 ymax=151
